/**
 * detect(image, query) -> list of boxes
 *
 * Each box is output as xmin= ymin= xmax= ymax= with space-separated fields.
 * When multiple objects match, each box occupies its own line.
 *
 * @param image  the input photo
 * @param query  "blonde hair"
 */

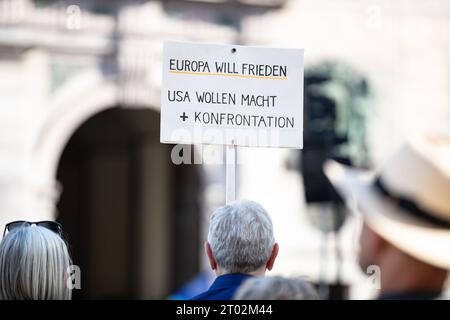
xmin=0 ymin=226 xmax=72 ymax=300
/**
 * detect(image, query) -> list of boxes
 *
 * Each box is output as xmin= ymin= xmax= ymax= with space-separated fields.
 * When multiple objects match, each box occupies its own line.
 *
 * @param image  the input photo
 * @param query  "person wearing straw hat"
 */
xmin=324 ymin=134 xmax=450 ymax=300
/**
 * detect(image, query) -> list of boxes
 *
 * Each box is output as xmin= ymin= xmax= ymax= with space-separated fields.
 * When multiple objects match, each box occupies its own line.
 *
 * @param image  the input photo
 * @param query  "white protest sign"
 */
xmin=160 ymin=41 xmax=304 ymax=149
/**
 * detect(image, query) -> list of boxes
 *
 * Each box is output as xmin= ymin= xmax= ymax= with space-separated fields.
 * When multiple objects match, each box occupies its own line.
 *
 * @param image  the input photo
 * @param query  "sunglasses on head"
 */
xmin=2 ymin=220 xmax=63 ymax=239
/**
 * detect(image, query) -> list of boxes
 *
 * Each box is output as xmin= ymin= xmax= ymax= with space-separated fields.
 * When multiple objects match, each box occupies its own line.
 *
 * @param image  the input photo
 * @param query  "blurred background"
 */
xmin=0 ymin=0 xmax=449 ymax=299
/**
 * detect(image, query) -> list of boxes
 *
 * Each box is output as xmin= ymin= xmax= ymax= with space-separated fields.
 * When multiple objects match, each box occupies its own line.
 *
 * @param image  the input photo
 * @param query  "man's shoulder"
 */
xmin=191 ymin=291 xmax=210 ymax=300
xmin=190 ymin=273 xmax=254 ymax=300
xmin=190 ymin=288 xmax=235 ymax=300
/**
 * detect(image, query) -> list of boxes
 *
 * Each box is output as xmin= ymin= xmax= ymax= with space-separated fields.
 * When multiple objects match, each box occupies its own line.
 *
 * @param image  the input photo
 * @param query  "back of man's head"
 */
xmin=207 ymin=200 xmax=275 ymax=274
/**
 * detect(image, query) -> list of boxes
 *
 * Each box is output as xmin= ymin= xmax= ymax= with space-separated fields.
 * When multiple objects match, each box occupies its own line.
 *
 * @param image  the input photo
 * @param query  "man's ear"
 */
xmin=205 ymin=242 xmax=217 ymax=271
xmin=266 ymin=243 xmax=279 ymax=271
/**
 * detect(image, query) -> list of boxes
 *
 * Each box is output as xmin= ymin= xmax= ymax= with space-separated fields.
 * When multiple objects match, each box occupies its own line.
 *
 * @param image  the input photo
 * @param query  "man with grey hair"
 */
xmin=192 ymin=200 xmax=279 ymax=300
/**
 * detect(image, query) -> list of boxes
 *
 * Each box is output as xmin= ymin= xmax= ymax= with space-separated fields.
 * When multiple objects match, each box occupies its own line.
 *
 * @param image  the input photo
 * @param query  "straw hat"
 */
xmin=323 ymin=134 xmax=450 ymax=270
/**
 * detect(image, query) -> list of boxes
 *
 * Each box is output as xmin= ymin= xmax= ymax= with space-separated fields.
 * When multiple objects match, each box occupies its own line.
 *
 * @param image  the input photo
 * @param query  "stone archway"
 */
xmin=31 ymin=74 xmax=120 ymax=217
xmin=30 ymin=76 xmax=202 ymax=299
xmin=0 ymin=73 xmax=122 ymax=230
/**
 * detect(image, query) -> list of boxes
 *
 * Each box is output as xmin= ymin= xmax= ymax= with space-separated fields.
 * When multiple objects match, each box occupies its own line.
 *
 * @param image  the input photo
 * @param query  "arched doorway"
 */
xmin=56 ymin=107 xmax=202 ymax=299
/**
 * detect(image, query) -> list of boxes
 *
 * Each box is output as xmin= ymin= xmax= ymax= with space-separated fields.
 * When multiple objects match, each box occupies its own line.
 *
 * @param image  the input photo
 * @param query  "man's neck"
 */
xmin=216 ymin=266 xmax=266 ymax=277
xmin=378 ymin=252 xmax=447 ymax=296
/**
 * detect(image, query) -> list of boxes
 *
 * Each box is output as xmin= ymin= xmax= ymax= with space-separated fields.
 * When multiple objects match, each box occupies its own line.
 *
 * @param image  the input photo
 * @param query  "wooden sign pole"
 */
xmin=225 ymin=144 xmax=237 ymax=204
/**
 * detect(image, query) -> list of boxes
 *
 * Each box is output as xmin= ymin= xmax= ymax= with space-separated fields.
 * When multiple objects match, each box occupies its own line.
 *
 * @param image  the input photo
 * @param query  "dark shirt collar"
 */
xmin=378 ymin=290 xmax=442 ymax=300
xmin=209 ymin=273 xmax=254 ymax=291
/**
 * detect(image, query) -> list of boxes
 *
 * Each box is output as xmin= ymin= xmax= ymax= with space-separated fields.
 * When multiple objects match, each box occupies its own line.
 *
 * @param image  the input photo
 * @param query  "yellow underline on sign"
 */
xmin=168 ymin=70 xmax=288 ymax=80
